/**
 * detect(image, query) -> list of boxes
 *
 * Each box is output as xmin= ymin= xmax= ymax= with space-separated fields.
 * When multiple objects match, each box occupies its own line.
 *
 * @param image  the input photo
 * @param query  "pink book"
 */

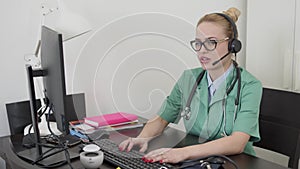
xmin=84 ymin=112 xmax=138 ymax=127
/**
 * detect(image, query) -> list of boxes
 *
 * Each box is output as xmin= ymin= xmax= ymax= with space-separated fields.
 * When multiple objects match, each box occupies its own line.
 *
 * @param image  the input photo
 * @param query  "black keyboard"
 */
xmin=94 ymin=139 xmax=175 ymax=169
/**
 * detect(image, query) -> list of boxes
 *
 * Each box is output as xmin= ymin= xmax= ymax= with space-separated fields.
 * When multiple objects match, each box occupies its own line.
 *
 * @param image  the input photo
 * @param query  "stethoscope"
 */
xmin=180 ymin=61 xmax=241 ymax=136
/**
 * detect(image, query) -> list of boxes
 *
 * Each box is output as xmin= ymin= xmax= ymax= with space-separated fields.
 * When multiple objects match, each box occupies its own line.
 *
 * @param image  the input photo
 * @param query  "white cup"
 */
xmin=80 ymin=144 xmax=104 ymax=169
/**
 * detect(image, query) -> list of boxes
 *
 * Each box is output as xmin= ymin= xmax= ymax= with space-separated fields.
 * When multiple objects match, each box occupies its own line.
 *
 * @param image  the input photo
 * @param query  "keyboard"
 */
xmin=94 ymin=139 xmax=175 ymax=169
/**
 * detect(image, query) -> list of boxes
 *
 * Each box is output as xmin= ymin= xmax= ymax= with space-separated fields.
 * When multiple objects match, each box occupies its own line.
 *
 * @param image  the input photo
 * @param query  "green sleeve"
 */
xmin=233 ymin=78 xmax=263 ymax=142
xmin=157 ymin=73 xmax=186 ymax=123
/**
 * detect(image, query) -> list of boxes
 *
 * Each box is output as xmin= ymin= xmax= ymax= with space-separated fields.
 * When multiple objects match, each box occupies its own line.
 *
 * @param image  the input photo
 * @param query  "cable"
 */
xmin=179 ymin=154 xmax=239 ymax=169
xmin=24 ymin=103 xmax=74 ymax=169
xmin=32 ymin=147 xmax=68 ymax=164
xmin=25 ymin=103 xmax=49 ymax=145
xmin=44 ymin=104 xmax=74 ymax=169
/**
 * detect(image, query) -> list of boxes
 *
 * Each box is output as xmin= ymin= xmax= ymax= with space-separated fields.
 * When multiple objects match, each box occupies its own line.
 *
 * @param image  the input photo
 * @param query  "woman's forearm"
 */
xmin=137 ymin=116 xmax=169 ymax=140
xmin=184 ymin=131 xmax=250 ymax=159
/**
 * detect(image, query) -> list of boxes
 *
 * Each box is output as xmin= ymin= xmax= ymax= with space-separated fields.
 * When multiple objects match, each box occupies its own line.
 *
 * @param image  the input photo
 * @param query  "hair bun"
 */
xmin=223 ymin=7 xmax=241 ymax=22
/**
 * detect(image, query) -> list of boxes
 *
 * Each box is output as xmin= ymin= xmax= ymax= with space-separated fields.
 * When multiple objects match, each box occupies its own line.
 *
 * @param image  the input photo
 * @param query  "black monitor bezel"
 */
xmin=40 ymin=26 xmax=68 ymax=133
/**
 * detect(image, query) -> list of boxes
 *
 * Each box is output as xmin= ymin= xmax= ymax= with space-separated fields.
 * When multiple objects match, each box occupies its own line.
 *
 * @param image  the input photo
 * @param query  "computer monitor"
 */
xmin=20 ymin=26 xmax=84 ymax=165
xmin=40 ymin=26 xmax=68 ymax=133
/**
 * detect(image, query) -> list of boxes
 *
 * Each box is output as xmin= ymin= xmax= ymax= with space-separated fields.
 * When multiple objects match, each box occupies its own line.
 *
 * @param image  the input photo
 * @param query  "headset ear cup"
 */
xmin=215 ymin=13 xmax=242 ymax=54
xmin=228 ymin=39 xmax=242 ymax=54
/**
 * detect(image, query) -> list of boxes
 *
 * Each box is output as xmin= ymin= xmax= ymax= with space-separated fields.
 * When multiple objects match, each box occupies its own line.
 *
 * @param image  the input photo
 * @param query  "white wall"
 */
xmin=0 ymin=0 xmax=246 ymax=136
xmin=246 ymin=0 xmax=299 ymax=92
xmin=0 ymin=1 xmax=41 ymax=136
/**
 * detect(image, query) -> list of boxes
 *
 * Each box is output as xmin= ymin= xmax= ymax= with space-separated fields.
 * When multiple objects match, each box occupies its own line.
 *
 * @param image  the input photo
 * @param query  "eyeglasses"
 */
xmin=190 ymin=37 xmax=229 ymax=51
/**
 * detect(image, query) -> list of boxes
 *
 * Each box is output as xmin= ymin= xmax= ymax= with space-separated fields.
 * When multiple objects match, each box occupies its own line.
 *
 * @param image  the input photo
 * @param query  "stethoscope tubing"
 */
xmin=181 ymin=61 xmax=241 ymax=136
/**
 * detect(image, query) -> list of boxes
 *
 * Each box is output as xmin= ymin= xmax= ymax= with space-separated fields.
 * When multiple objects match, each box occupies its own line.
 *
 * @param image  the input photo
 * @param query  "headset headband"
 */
xmin=215 ymin=13 xmax=241 ymax=54
xmin=215 ymin=13 xmax=238 ymax=39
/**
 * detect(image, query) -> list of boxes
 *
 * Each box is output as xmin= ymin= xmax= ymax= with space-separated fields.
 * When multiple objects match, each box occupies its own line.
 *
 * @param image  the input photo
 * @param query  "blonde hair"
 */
xmin=197 ymin=7 xmax=241 ymax=38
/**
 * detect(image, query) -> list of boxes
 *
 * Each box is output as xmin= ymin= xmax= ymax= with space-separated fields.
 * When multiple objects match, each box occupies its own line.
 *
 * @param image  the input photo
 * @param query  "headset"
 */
xmin=216 ymin=13 xmax=242 ymax=54
xmin=181 ymin=13 xmax=242 ymax=137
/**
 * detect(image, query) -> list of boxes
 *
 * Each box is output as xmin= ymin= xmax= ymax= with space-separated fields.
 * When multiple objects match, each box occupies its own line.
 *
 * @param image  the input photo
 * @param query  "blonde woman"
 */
xmin=119 ymin=7 xmax=262 ymax=164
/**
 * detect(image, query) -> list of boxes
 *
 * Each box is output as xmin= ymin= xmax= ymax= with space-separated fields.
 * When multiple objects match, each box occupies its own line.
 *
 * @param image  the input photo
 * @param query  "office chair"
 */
xmin=254 ymin=88 xmax=300 ymax=169
xmin=5 ymin=100 xmax=41 ymax=135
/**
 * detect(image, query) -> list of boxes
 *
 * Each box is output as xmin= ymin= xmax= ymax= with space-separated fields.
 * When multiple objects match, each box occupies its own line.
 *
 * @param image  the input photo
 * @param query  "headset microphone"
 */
xmin=212 ymin=52 xmax=231 ymax=66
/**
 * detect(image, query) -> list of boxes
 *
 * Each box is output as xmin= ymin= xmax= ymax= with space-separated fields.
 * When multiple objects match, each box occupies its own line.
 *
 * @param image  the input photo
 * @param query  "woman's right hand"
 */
xmin=118 ymin=137 xmax=150 ymax=152
xmin=119 ymin=116 xmax=168 ymax=152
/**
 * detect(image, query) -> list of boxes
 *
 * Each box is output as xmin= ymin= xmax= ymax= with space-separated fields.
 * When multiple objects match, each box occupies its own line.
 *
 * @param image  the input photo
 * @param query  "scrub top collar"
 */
xmin=207 ymin=63 xmax=234 ymax=96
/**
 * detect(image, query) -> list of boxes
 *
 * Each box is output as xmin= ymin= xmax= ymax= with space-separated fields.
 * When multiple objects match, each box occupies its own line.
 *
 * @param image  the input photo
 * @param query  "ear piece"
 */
xmin=228 ymin=38 xmax=242 ymax=54
xmin=215 ymin=13 xmax=242 ymax=54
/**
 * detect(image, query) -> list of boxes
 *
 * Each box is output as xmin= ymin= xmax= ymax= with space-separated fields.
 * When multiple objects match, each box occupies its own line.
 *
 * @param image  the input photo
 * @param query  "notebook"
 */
xmin=84 ymin=112 xmax=138 ymax=127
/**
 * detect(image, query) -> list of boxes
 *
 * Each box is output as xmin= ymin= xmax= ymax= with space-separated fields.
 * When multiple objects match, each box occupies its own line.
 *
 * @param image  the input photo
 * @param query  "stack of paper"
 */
xmin=69 ymin=120 xmax=95 ymax=134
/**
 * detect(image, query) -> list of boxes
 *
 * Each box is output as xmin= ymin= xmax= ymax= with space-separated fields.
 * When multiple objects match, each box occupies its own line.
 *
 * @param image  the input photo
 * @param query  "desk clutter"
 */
xmin=69 ymin=112 xmax=145 ymax=140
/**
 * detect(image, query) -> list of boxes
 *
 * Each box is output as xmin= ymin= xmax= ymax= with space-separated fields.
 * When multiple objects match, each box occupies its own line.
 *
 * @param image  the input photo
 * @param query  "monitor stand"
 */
xmin=17 ymin=144 xmax=79 ymax=167
xmin=18 ymin=133 xmax=80 ymax=167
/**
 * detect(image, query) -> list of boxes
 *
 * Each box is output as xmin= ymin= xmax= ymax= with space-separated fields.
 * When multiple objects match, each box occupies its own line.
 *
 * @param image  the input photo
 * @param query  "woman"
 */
xmin=119 ymin=7 xmax=262 ymax=164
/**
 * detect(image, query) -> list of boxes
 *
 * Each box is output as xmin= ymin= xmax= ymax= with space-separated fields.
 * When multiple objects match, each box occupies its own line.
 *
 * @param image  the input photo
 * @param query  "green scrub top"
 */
xmin=158 ymin=67 xmax=262 ymax=156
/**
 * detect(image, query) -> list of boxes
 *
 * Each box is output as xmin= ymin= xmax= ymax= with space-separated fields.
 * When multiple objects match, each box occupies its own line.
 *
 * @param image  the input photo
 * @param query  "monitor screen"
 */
xmin=40 ymin=26 xmax=68 ymax=133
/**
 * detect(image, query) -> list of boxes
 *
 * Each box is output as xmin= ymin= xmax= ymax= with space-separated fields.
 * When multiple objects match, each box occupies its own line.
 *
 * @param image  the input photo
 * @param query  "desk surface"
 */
xmin=0 ymin=127 xmax=289 ymax=169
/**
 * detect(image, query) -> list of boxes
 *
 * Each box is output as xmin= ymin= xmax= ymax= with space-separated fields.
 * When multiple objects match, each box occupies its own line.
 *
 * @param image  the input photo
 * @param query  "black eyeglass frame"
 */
xmin=190 ymin=37 xmax=229 ymax=52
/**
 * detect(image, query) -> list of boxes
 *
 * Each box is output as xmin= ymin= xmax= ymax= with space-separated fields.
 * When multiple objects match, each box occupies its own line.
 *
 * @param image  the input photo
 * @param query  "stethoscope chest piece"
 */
xmin=181 ymin=106 xmax=191 ymax=120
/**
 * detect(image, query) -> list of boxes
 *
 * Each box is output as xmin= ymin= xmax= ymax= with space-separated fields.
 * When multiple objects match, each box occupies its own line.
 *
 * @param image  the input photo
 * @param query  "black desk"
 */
xmin=0 ymin=127 xmax=289 ymax=169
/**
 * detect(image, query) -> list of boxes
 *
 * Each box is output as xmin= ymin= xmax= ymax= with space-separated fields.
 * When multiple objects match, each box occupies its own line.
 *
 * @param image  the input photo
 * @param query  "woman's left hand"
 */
xmin=143 ymin=147 xmax=188 ymax=164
